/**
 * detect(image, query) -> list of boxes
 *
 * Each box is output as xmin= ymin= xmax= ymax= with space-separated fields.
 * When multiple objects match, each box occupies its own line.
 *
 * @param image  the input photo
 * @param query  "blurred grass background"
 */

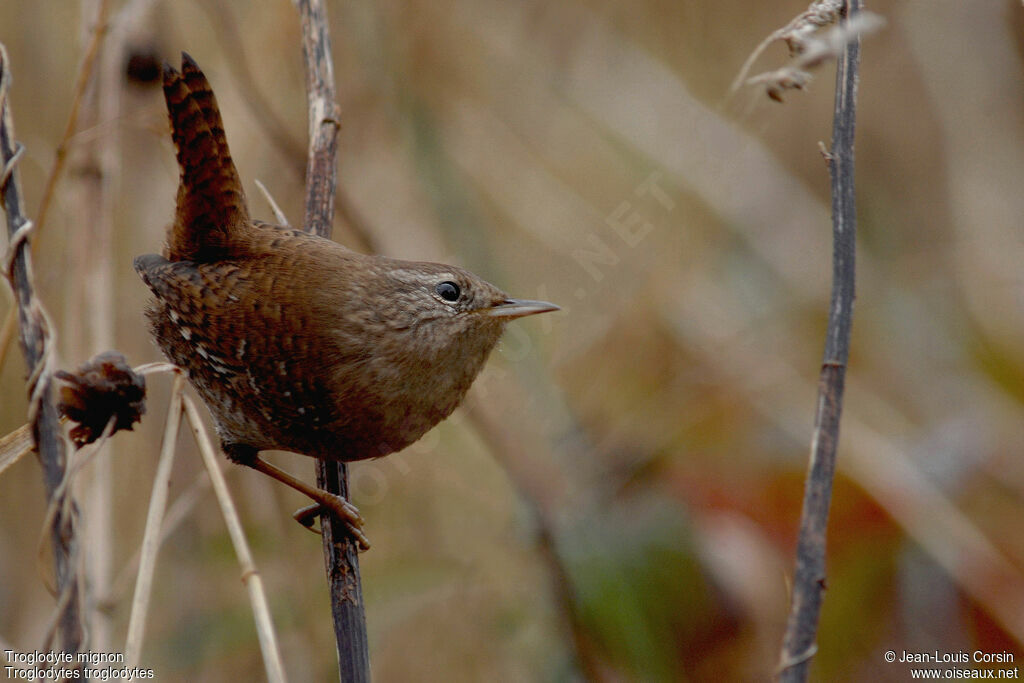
xmin=2 ymin=0 xmax=1024 ymax=680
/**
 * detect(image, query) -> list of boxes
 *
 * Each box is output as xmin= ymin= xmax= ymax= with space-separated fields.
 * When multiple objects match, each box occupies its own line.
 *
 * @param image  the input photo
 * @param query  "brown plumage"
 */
xmin=134 ymin=54 xmax=557 ymax=548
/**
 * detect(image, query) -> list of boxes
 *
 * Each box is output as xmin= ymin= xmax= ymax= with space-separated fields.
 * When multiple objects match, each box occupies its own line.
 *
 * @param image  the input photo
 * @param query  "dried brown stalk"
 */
xmin=777 ymin=1 xmax=862 ymax=679
xmin=0 ymin=41 xmax=84 ymax=664
xmin=293 ymin=0 xmax=371 ymax=679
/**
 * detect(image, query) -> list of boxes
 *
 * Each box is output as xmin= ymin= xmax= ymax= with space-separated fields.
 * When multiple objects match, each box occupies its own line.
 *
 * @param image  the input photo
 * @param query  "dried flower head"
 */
xmin=731 ymin=1 xmax=885 ymax=102
xmin=56 ymin=351 xmax=146 ymax=447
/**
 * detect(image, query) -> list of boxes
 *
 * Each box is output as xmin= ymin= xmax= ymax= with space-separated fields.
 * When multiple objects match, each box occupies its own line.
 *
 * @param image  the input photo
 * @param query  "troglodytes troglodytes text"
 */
xmin=134 ymin=54 xmax=558 ymax=548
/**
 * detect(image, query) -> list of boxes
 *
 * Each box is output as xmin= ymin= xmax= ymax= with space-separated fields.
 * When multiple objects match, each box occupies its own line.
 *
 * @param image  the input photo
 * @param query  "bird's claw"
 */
xmin=293 ymin=496 xmax=370 ymax=551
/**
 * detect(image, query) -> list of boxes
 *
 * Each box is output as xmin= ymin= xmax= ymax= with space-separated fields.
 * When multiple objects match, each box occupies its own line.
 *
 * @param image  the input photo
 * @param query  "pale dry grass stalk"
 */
xmin=182 ymin=395 xmax=287 ymax=683
xmin=254 ymin=179 xmax=291 ymax=226
xmin=124 ymin=372 xmax=184 ymax=671
xmin=104 ymin=470 xmax=210 ymax=608
xmin=0 ymin=423 xmax=32 ymax=475
xmin=101 ymin=366 xmax=200 ymax=612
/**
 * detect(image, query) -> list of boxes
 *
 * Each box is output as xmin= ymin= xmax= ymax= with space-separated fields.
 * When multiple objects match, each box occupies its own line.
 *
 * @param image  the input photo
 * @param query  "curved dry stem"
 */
xmin=254 ymin=179 xmax=291 ymax=226
xmin=104 ymin=470 xmax=210 ymax=610
xmin=124 ymin=373 xmax=184 ymax=669
xmin=182 ymin=395 xmax=287 ymax=683
xmin=729 ymin=0 xmax=843 ymax=95
xmin=134 ymin=361 xmax=180 ymax=377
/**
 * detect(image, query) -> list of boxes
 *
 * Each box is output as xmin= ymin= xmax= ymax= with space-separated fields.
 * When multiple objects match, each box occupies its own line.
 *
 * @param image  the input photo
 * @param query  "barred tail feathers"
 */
xmin=163 ymin=53 xmax=249 ymax=262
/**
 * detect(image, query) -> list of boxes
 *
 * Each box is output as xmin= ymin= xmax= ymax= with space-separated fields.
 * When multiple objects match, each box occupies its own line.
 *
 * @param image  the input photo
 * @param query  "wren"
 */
xmin=135 ymin=54 xmax=558 ymax=548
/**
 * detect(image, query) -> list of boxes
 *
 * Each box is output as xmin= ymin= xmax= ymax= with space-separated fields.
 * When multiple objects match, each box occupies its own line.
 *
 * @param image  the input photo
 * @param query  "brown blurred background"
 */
xmin=2 ymin=1 xmax=1024 ymax=680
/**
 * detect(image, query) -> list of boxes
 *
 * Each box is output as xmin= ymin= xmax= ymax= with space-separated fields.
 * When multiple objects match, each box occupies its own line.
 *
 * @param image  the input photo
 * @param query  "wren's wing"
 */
xmin=163 ymin=54 xmax=249 ymax=263
xmin=133 ymin=254 xmax=248 ymax=376
xmin=133 ymin=252 xmax=341 ymax=439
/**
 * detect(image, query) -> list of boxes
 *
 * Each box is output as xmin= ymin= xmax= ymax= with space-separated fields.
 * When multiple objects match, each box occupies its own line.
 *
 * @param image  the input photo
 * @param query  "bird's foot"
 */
xmin=293 ymin=496 xmax=370 ymax=551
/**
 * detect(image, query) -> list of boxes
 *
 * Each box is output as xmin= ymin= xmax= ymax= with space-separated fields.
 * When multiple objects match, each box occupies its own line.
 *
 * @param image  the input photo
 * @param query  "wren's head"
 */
xmin=347 ymin=256 xmax=559 ymax=366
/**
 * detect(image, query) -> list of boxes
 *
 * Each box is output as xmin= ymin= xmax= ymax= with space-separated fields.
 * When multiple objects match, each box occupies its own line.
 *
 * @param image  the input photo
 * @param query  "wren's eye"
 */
xmin=435 ymin=281 xmax=461 ymax=303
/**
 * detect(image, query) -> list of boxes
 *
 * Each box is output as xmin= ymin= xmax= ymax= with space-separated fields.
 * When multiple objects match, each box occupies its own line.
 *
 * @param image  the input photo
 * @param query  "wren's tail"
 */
xmin=162 ymin=53 xmax=250 ymax=262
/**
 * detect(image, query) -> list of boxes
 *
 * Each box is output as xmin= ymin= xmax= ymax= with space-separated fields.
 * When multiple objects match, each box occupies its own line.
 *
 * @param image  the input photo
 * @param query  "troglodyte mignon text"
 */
xmin=134 ymin=54 xmax=558 ymax=549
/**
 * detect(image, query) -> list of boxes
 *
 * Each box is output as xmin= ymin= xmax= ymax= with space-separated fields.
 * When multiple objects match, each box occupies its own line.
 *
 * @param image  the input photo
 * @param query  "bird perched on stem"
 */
xmin=135 ymin=54 xmax=558 ymax=549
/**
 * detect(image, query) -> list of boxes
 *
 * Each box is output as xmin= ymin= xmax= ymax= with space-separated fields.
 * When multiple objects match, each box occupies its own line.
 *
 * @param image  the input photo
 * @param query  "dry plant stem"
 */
xmin=124 ymin=373 xmax=184 ymax=671
xmin=729 ymin=0 xmax=842 ymax=94
xmin=294 ymin=1 xmax=371 ymax=680
xmin=37 ymin=417 xmax=116 ymax=597
xmin=0 ymin=43 xmax=84 ymax=661
xmin=297 ymin=0 xmax=341 ymax=240
xmin=33 ymin=0 xmax=109 ymax=239
xmin=254 ymin=179 xmax=291 ymax=226
xmin=778 ymin=1 xmax=860 ymax=680
xmin=105 ymin=471 xmax=210 ymax=608
xmin=0 ymin=422 xmax=33 ymax=475
xmin=183 ymin=395 xmax=287 ymax=683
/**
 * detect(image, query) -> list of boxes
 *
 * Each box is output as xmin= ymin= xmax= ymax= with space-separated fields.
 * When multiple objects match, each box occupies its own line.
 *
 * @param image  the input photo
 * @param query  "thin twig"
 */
xmin=777 ymin=1 xmax=861 ymax=680
xmin=0 ymin=41 xmax=84 ymax=662
xmin=183 ymin=395 xmax=287 ymax=683
xmin=103 ymin=470 xmax=210 ymax=609
xmin=743 ymin=13 xmax=883 ymax=102
xmin=124 ymin=372 xmax=184 ymax=669
xmin=293 ymin=1 xmax=371 ymax=680
xmin=254 ymin=179 xmax=290 ymax=226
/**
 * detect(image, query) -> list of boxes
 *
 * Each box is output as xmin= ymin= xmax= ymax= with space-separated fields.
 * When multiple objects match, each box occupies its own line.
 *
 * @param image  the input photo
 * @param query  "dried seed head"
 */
xmin=56 ymin=351 xmax=146 ymax=447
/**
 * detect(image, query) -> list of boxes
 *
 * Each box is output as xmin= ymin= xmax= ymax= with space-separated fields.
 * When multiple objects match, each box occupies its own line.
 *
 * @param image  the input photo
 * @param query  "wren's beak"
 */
xmin=483 ymin=299 xmax=560 ymax=319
